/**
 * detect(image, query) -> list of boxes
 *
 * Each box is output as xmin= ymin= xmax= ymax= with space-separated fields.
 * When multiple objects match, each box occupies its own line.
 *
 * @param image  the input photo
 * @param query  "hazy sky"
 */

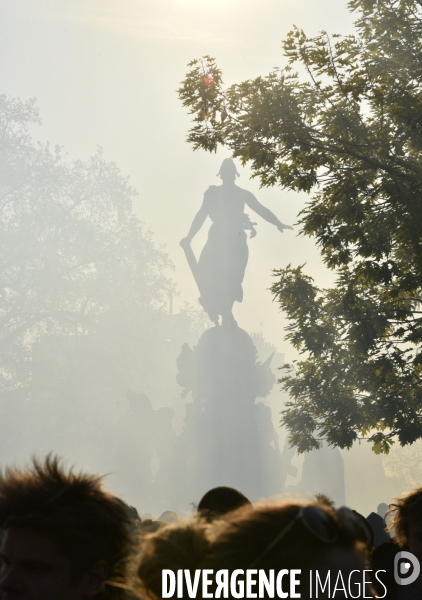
xmin=0 ymin=0 xmax=355 ymax=354
xmin=1 ymin=0 xmax=411 ymax=517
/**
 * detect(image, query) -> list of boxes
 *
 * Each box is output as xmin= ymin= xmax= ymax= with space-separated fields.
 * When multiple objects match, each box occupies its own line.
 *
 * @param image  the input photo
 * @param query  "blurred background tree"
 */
xmin=0 ymin=94 xmax=207 ymax=485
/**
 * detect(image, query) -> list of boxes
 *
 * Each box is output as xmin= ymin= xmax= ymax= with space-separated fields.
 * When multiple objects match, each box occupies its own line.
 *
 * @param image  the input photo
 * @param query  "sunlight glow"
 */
xmin=202 ymin=73 xmax=215 ymax=88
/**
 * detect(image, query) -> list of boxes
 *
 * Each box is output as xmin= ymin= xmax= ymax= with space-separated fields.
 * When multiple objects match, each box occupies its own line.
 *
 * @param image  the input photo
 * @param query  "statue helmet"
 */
xmin=217 ymin=158 xmax=240 ymax=178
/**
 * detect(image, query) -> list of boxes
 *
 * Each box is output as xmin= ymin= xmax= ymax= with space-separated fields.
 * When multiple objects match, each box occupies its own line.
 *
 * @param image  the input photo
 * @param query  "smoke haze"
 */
xmin=0 ymin=0 xmax=417 ymax=518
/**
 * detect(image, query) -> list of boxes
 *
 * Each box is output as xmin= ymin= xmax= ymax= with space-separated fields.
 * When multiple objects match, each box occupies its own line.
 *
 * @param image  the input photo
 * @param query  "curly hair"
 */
xmin=0 ymin=455 xmax=135 ymax=599
xmin=204 ymin=501 xmax=359 ymax=572
xmin=136 ymin=520 xmax=211 ymax=600
xmin=135 ymin=501 xmax=363 ymax=600
xmin=387 ymin=487 xmax=422 ymax=547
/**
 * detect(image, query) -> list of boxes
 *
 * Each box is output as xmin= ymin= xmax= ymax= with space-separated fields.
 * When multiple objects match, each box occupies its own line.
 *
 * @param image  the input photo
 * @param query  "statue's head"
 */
xmin=217 ymin=158 xmax=239 ymax=181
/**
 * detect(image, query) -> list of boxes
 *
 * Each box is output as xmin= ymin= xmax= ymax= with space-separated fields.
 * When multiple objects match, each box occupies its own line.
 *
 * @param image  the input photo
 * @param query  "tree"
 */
xmin=0 ymin=94 xmax=210 ymax=479
xmin=0 ymin=94 xmax=170 ymax=393
xmin=178 ymin=0 xmax=422 ymax=453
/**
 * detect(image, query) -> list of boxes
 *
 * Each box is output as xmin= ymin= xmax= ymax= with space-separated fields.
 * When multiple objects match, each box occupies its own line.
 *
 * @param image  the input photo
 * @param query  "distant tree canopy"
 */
xmin=0 ymin=95 xmax=171 ymax=394
xmin=179 ymin=0 xmax=422 ymax=453
xmin=0 ymin=94 xmax=207 ymax=467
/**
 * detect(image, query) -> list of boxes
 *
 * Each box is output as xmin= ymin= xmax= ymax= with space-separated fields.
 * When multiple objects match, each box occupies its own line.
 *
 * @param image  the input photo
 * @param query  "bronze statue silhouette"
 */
xmin=180 ymin=159 xmax=292 ymax=326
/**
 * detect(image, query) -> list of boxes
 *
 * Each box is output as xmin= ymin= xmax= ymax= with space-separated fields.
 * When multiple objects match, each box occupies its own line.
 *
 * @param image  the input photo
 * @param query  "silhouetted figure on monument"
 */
xmin=180 ymin=158 xmax=292 ymax=326
xmin=174 ymin=159 xmax=292 ymax=506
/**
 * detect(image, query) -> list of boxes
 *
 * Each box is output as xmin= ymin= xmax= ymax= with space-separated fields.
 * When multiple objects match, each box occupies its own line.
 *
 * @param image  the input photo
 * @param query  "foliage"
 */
xmin=179 ymin=0 xmax=422 ymax=452
xmin=0 ymin=95 xmax=210 ymax=476
xmin=0 ymin=94 xmax=171 ymax=394
xmin=382 ymin=438 xmax=422 ymax=489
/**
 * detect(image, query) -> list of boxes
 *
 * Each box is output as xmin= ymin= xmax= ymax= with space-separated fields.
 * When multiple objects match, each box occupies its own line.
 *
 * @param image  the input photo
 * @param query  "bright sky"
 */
xmin=0 ymin=0 xmax=355 ymax=355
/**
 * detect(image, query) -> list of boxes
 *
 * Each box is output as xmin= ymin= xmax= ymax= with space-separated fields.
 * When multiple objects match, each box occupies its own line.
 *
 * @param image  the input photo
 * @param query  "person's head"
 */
xmin=0 ymin=455 xmax=134 ymax=600
xmin=197 ymin=486 xmax=251 ymax=522
xmin=217 ymin=159 xmax=239 ymax=183
xmin=205 ymin=501 xmax=370 ymax=598
xmin=388 ymin=487 xmax=422 ymax=560
xmin=314 ymin=493 xmax=336 ymax=508
xmin=135 ymin=502 xmax=370 ymax=600
xmin=126 ymin=504 xmax=141 ymax=533
xmin=377 ymin=502 xmax=388 ymax=518
xmin=157 ymin=511 xmax=179 ymax=525
xmin=136 ymin=520 xmax=211 ymax=600
xmin=139 ymin=519 xmax=165 ymax=536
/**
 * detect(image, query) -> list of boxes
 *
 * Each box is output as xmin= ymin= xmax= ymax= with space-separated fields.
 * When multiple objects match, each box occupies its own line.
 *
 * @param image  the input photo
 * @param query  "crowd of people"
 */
xmin=0 ymin=455 xmax=420 ymax=599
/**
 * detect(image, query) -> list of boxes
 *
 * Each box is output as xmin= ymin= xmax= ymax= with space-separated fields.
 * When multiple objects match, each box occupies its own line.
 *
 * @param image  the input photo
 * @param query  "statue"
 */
xmin=180 ymin=159 xmax=292 ymax=326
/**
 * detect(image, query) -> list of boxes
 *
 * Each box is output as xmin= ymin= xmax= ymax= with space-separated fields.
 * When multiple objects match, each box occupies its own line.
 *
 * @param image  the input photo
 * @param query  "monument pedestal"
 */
xmin=175 ymin=326 xmax=284 ymax=505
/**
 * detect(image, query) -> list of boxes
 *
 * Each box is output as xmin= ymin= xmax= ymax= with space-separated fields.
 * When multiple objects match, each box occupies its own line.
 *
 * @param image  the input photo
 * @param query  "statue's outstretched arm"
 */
xmin=245 ymin=194 xmax=293 ymax=232
xmin=180 ymin=203 xmax=209 ymax=247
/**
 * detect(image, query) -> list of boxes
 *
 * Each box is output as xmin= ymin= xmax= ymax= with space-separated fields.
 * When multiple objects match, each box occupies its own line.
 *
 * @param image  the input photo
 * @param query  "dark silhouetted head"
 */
xmin=0 ymin=455 xmax=133 ymax=600
xmin=197 ymin=486 xmax=251 ymax=521
xmin=388 ymin=487 xmax=422 ymax=563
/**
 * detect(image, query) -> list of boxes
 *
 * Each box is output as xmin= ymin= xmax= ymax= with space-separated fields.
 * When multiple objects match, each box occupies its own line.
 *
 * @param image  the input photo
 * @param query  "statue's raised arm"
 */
xmin=244 ymin=194 xmax=293 ymax=234
xmin=180 ymin=159 xmax=292 ymax=327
